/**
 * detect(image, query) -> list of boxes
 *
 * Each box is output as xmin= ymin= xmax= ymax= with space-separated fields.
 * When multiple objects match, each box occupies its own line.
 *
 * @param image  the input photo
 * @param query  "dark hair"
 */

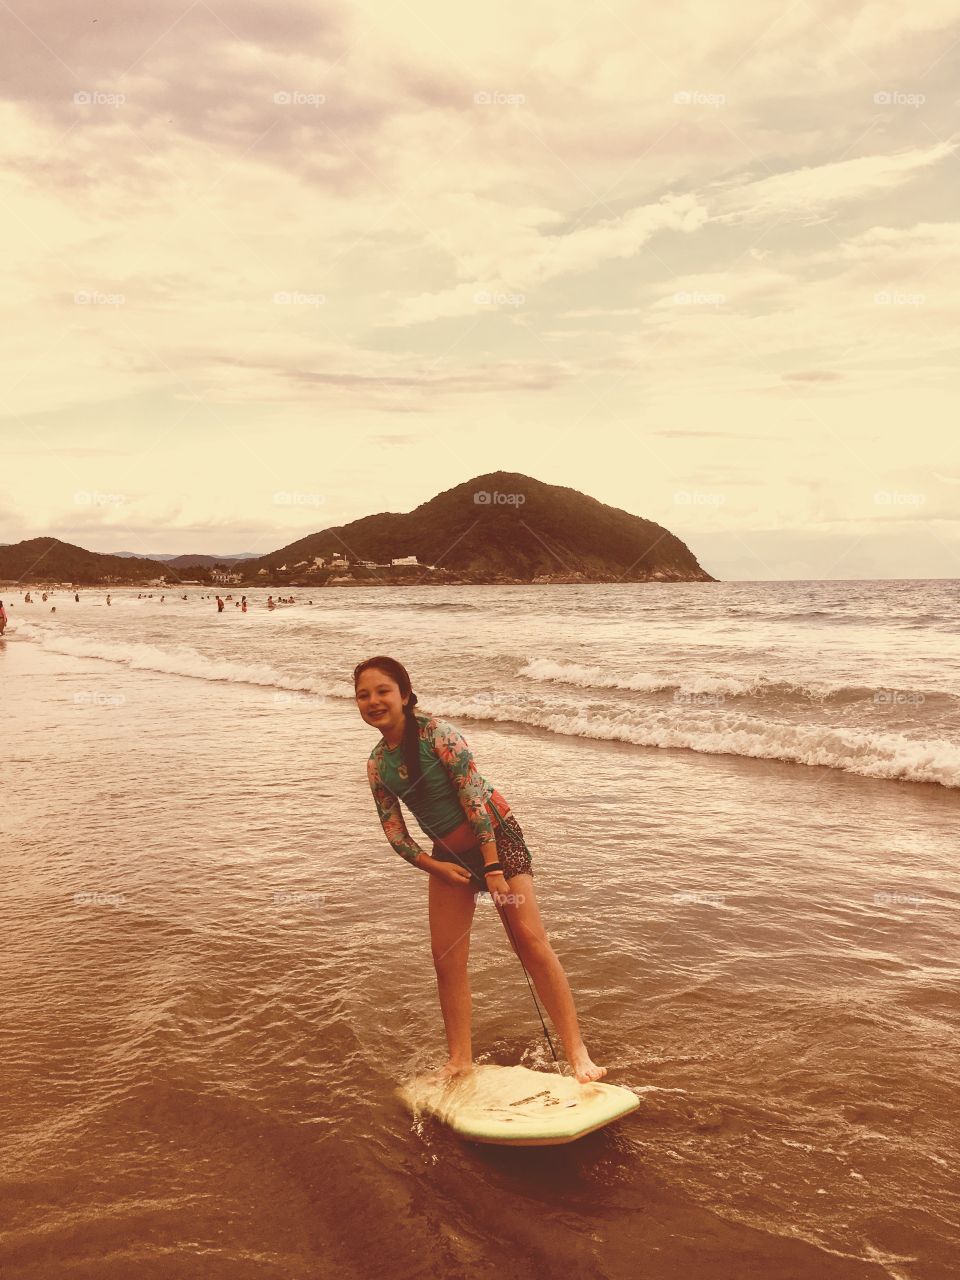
xmin=353 ymin=655 xmax=422 ymax=795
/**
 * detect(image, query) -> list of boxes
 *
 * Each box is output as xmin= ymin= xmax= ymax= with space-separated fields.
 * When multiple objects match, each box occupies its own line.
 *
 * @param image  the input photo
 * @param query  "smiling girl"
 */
xmin=354 ymin=654 xmax=607 ymax=1084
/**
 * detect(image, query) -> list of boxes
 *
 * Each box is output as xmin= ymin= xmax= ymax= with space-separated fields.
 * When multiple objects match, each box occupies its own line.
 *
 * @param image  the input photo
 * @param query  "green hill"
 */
xmin=0 ymin=538 xmax=170 ymax=585
xmin=240 ymin=471 xmax=715 ymax=583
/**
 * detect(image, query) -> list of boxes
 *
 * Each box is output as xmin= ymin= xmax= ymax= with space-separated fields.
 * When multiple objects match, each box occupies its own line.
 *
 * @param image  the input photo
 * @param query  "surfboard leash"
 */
xmin=496 ymin=899 xmax=565 ymax=1076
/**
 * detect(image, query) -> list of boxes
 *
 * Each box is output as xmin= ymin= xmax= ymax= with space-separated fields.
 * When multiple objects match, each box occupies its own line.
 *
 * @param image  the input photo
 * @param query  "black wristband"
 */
xmin=483 ymin=862 xmax=503 ymax=874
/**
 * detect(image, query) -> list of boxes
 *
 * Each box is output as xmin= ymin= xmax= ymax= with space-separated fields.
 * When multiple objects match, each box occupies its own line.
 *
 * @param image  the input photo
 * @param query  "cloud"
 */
xmin=710 ymin=138 xmax=959 ymax=225
xmin=2 ymin=0 xmax=959 ymax=575
xmin=385 ymin=192 xmax=709 ymax=325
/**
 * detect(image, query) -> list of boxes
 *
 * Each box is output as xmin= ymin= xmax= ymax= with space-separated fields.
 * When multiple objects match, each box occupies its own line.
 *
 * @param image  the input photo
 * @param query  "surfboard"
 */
xmin=398 ymin=1063 xmax=640 ymax=1146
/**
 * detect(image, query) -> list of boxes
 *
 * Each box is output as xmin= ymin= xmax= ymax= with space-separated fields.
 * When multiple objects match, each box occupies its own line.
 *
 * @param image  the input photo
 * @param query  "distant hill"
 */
xmin=163 ymin=554 xmax=257 ymax=569
xmin=0 ymin=538 xmax=170 ymax=585
xmin=1 ymin=474 xmax=716 ymax=587
xmin=110 ymin=551 xmax=259 ymax=563
xmin=240 ymin=471 xmax=715 ymax=584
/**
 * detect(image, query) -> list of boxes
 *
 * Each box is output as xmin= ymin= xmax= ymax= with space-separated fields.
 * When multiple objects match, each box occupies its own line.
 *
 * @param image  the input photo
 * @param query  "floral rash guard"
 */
xmin=367 ymin=712 xmax=499 ymax=865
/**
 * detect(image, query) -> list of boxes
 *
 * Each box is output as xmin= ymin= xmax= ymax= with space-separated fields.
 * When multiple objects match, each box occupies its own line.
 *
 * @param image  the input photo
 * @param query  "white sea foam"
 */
xmin=14 ymin=621 xmax=960 ymax=788
xmin=13 ymin=622 xmax=354 ymax=701
xmin=436 ymin=695 xmax=960 ymax=789
xmin=520 ymin=656 xmax=808 ymax=698
xmin=517 ymin=657 xmax=947 ymax=705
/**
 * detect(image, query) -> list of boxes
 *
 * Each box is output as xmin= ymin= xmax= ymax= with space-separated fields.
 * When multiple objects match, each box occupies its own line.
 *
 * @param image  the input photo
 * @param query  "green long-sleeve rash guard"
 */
xmin=366 ymin=712 xmax=499 ymax=864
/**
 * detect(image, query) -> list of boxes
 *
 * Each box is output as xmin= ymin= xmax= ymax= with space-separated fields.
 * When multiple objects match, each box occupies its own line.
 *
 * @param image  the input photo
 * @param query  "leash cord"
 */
xmin=493 ymin=888 xmax=564 ymax=1076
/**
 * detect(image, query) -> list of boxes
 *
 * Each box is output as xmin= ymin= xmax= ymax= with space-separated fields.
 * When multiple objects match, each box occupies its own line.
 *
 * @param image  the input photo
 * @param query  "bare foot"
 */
xmin=427 ymin=1059 xmax=474 ymax=1084
xmin=572 ymin=1055 xmax=607 ymax=1084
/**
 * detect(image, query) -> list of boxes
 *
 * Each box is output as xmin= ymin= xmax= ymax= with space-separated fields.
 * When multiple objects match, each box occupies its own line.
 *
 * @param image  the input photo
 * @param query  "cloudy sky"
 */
xmin=1 ymin=0 xmax=958 ymax=579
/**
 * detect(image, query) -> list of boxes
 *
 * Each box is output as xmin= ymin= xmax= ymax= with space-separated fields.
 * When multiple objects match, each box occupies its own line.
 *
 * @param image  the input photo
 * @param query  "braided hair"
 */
xmin=353 ymin=655 xmax=424 ymax=797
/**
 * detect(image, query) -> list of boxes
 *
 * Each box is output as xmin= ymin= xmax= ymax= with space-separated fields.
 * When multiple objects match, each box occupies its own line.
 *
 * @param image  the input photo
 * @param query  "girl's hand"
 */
xmin=484 ymin=872 xmax=512 ymax=901
xmin=435 ymin=862 xmax=474 ymax=887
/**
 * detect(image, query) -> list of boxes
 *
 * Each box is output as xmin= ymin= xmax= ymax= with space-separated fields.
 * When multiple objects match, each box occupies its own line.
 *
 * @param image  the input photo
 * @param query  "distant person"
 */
xmin=51 ymin=606 xmax=56 ymax=613
xmin=41 ymin=592 xmax=48 ymax=603
xmin=0 ymin=600 xmax=7 ymax=635
xmin=216 ymin=596 xmax=225 ymax=613
xmin=241 ymin=596 xmax=248 ymax=613
xmin=75 ymin=593 xmax=79 ymax=603
xmin=24 ymin=592 xmax=32 ymax=603
xmin=106 ymin=594 xmax=112 ymax=606
xmin=160 ymin=595 xmax=165 ymax=604
xmin=267 ymin=595 xmax=275 ymax=610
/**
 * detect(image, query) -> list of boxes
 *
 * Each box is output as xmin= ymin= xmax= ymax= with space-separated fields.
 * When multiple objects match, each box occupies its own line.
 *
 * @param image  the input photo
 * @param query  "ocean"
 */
xmin=1 ymin=580 xmax=958 ymax=1279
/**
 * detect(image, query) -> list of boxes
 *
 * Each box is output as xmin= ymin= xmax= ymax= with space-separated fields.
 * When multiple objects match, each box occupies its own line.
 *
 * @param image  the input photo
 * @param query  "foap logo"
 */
xmin=473 ymin=90 xmax=525 ymax=106
xmin=74 ymin=490 xmax=126 ymax=507
xmin=475 ymin=891 xmax=526 ymax=905
xmin=873 ymin=90 xmax=925 ymax=108
xmin=873 ymin=891 xmax=925 ymax=907
xmin=673 ymin=890 xmax=725 ymax=906
xmin=273 ymin=90 xmax=326 ymax=107
xmin=873 ymin=491 xmax=926 ymax=507
xmin=272 ymin=690 xmax=327 ymax=708
xmin=473 ymin=490 xmax=526 ymax=506
xmin=273 ymin=290 xmax=325 ymax=306
xmin=673 ymin=290 xmax=726 ymax=306
xmin=74 ymin=291 xmax=125 ymax=306
xmin=873 ymin=689 xmax=925 ymax=707
xmin=672 ymin=689 xmax=725 ymax=707
xmin=74 ymin=891 xmax=126 ymax=908
xmin=73 ymin=90 xmax=126 ymax=107
xmin=673 ymin=90 xmax=726 ymax=107
xmin=473 ymin=289 xmax=525 ymax=308
xmin=273 ymin=491 xmax=326 ymax=507
xmin=273 ymin=890 xmax=325 ymax=908
xmin=873 ymin=290 xmax=925 ymax=306
xmin=74 ymin=690 xmax=126 ymax=707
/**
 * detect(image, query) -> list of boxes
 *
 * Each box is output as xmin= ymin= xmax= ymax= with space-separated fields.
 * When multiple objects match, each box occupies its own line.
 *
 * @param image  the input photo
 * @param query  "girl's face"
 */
xmin=355 ymin=668 xmax=409 ymax=736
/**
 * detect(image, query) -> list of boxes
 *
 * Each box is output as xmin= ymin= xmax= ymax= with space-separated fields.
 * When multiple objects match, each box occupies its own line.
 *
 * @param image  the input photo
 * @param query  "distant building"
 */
xmin=391 ymin=555 xmax=419 ymax=566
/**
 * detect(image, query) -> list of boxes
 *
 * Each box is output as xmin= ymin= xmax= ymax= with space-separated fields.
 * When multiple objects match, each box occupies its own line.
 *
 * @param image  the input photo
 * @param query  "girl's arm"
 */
xmin=430 ymin=720 xmax=499 ymax=866
xmin=367 ymin=756 xmax=429 ymax=867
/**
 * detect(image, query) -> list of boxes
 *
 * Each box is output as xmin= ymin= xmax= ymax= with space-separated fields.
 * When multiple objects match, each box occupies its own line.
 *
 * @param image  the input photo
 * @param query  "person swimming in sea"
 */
xmin=355 ymin=654 xmax=607 ymax=1085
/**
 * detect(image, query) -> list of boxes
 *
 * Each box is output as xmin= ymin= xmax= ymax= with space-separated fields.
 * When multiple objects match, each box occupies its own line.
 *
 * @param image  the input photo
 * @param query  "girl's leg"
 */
xmin=428 ymin=873 xmax=478 ymax=1076
xmin=493 ymin=874 xmax=607 ymax=1083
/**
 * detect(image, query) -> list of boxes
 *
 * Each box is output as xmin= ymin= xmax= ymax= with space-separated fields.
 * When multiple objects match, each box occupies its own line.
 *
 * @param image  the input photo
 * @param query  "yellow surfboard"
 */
xmin=398 ymin=1063 xmax=640 ymax=1146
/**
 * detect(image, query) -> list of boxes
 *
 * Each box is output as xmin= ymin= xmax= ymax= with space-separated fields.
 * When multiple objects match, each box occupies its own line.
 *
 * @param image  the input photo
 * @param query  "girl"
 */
xmin=355 ymin=655 xmax=606 ymax=1085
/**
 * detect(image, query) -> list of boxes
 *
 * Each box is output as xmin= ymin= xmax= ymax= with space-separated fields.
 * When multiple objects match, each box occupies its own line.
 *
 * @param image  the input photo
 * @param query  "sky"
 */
xmin=1 ymin=0 xmax=958 ymax=580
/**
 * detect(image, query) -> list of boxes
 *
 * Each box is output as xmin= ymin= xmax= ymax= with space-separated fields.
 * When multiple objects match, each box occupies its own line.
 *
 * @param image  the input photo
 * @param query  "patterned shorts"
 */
xmin=431 ymin=812 xmax=534 ymax=891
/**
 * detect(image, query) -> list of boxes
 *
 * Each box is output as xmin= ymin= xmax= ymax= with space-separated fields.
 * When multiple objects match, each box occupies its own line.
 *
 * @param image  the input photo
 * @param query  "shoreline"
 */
xmin=0 ymin=572 xmax=714 ymax=589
